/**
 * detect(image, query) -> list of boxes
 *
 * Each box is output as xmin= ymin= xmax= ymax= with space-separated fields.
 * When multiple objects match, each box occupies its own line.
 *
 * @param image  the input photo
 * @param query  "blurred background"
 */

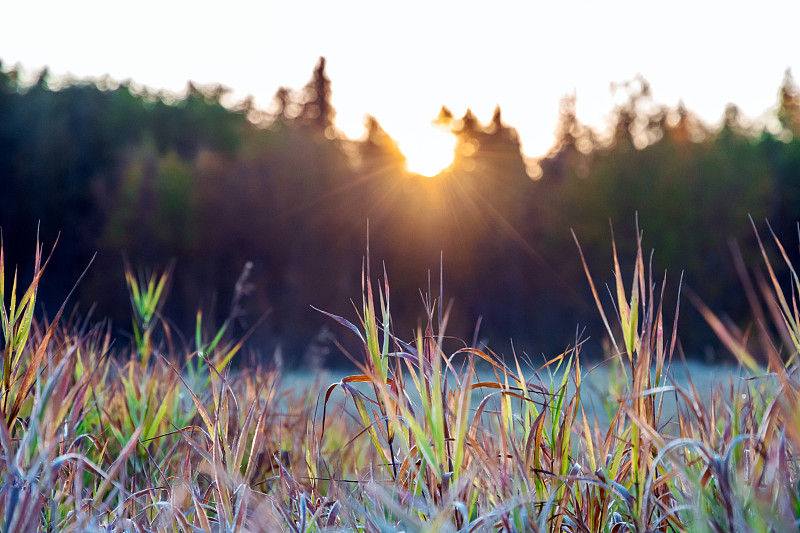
xmin=2 ymin=0 xmax=800 ymax=367
xmin=2 ymin=58 xmax=800 ymax=367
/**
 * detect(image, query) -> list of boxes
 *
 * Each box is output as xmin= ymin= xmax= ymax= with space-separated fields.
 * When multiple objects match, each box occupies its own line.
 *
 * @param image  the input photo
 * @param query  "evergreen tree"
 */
xmin=300 ymin=57 xmax=335 ymax=133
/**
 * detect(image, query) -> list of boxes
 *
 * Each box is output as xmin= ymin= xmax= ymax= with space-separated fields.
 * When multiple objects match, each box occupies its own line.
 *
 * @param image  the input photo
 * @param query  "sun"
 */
xmin=394 ymin=123 xmax=457 ymax=177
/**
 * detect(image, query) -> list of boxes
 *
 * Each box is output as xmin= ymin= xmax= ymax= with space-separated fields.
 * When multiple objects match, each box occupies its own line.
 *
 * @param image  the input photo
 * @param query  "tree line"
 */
xmin=2 ymin=58 xmax=800 ymax=365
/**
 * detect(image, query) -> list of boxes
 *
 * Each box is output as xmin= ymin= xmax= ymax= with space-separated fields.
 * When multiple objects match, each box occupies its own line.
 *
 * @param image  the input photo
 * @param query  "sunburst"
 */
xmin=394 ymin=123 xmax=457 ymax=177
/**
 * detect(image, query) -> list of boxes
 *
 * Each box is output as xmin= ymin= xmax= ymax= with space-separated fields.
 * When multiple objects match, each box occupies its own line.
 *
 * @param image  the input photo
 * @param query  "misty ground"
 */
xmin=281 ymin=359 xmax=756 ymax=430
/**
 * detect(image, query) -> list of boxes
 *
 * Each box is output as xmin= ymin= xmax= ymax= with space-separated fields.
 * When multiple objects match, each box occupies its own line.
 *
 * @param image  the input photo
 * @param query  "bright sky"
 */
xmin=2 ymin=0 xmax=799 ymax=174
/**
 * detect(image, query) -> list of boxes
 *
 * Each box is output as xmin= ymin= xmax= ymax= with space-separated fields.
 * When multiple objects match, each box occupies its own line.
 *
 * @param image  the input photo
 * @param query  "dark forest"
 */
xmin=3 ymin=58 xmax=800 ymax=366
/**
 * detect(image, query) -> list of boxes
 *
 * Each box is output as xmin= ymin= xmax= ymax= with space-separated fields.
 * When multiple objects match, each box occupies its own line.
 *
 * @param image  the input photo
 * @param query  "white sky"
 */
xmin=2 ymin=0 xmax=798 ymax=160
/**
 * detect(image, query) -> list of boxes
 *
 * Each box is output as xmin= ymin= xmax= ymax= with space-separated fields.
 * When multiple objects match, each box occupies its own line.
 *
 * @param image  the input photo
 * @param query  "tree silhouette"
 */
xmin=3 ymin=61 xmax=800 ymax=363
xmin=300 ymin=57 xmax=335 ymax=134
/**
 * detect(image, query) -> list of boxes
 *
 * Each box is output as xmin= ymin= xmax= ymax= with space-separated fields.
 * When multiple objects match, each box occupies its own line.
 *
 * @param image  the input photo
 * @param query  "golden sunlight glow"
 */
xmin=394 ymin=124 xmax=457 ymax=177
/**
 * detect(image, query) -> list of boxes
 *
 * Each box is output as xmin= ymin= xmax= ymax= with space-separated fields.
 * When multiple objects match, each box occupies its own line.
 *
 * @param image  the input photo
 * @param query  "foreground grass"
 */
xmin=2 ymin=225 xmax=800 ymax=532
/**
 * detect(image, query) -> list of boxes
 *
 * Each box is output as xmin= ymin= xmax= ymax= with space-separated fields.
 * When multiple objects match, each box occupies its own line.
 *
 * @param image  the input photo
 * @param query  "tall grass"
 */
xmin=0 ymin=224 xmax=799 ymax=531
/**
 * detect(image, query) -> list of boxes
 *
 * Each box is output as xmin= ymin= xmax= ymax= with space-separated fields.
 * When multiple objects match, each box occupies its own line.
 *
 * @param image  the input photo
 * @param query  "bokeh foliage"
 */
xmin=2 ymin=60 xmax=800 ymax=364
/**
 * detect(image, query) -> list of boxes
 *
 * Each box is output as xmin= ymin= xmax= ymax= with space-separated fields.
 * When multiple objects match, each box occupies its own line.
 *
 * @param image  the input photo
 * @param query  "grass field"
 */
xmin=2 ymin=225 xmax=800 ymax=532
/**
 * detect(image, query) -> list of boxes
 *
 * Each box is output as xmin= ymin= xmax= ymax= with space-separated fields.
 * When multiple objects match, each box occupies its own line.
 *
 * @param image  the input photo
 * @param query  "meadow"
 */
xmin=2 ymin=225 xmax=800 ymax=532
